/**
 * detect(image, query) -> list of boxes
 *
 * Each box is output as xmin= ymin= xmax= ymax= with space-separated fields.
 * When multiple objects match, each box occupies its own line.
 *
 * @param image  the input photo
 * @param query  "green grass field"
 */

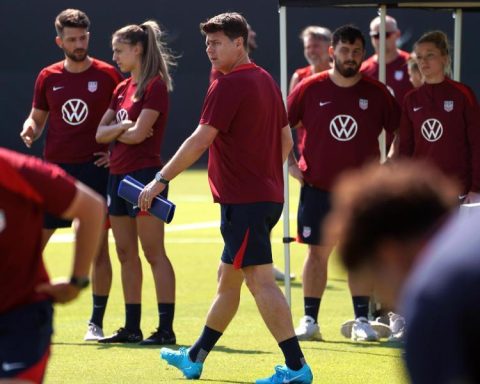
xmin=43 ymin=170 xmax=408 ymax=383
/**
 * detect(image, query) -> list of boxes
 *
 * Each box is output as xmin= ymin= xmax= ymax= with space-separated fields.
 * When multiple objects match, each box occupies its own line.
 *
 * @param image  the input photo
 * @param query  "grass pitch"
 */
xmin=43 ymin=170 xmax=408 ymax=383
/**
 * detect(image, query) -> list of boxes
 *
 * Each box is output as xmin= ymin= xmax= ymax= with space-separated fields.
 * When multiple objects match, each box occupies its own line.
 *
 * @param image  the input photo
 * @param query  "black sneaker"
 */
xmin=98 ymin=327 xmax=143 ymax=343
xmin=139 ymin=328 xmax=176 ymax=346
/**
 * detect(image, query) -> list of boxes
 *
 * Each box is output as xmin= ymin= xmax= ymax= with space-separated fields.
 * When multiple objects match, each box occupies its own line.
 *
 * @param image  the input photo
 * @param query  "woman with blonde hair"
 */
xmin=96 ymin=20 xmax=176 ymax=344
xmin=399 ymin=30 xmax=480 ymax=204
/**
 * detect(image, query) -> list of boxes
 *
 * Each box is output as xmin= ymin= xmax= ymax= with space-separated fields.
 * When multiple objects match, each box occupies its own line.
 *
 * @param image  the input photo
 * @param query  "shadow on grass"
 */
xmin=52 ymin=341 xmax=179 ymax=350
xmin=199 ymin=379 xmax=253 ymax=384
xmin=213 ymin=345 xmax=272 ymax=355
xmin=300 ymin=339 xmax=404 ymax=358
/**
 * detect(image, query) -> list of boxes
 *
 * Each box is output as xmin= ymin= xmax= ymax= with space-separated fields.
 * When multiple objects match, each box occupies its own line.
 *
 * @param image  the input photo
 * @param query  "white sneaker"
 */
xmin=341 ymin=318 xmax=392 ymax=339
xmin=388 ymin=312 xmax=406 ymax=341
xmin=351 ymin=317 xmax=379 ymax=341
xmin=273 ymin=266 xmax=296 ymax=282
xmin=84 ymin=322 xmax=104 ymax=341
xmin=295 ymin=315 xmax=323 ymax=341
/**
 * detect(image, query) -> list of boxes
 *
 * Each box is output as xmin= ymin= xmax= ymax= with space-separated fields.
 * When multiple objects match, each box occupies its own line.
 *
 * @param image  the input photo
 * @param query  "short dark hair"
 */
xmin=200 ymin=12 xmax=249 ymax=50
xmin=332 ymin=24 xmax=365 ymax=49
xmin=326 ymin=161 xmax=459 ymax=271
xmin=55 ymin=9 xmax=90 ymax=36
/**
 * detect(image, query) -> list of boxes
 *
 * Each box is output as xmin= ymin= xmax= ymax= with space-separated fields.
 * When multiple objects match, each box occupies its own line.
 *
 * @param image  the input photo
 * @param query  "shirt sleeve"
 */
xmin=462 ymin=86 xmax=480 ymax=192
xmin=32 ymin=70 xmax=49 ymax=111
xmin=199 ymin=78 xmax=242 ymax=132
xmin=142 ymin=78 xmax=168 ymax=115
xmin=287 ymin=80 xmax=306 ymax=128
xmin=399 ymin=98 xmax=415 ymax=157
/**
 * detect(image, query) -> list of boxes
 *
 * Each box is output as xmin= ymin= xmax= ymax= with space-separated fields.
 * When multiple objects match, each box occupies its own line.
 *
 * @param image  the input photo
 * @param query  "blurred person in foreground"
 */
xmin=327 ymin=160 xmax=480 ymax=384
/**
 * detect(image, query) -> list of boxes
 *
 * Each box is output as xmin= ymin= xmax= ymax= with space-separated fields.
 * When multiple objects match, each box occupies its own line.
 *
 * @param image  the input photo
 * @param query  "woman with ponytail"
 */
xmin=96 ymin=21 xmax=176 ymax=344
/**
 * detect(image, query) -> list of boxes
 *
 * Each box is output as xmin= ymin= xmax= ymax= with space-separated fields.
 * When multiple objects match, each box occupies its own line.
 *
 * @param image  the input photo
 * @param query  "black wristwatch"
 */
xmin=155 ymin=171 xmax=169 ymax=186
xmin=69 ymin=276 xmax=90 ymax=290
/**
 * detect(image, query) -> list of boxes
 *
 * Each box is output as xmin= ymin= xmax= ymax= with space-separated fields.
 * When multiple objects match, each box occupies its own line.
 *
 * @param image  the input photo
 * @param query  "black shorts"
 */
xmin=44 ymin=161 xmax=109 ymax=229
xmin=108 ymin=167 xmax=168 ymax=218
xmin=220 ymin=202 xmax=283 ymax=269
xmin=297 ymin=184 xmax=331 ymax=245
xmin=0 ymin=300 xmax=53 ymax=380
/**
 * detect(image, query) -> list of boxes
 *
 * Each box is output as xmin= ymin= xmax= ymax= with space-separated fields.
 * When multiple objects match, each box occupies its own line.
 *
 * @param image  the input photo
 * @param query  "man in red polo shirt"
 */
xmin=0 ymin=147 xmax=104 ymax=383
xmin=139 ymin=12 xmax=313 ymax=384
xmin=20 ymin=9 xmax=122 ymax=341
xmin=288 ymin=24 xmax=399 ymax=343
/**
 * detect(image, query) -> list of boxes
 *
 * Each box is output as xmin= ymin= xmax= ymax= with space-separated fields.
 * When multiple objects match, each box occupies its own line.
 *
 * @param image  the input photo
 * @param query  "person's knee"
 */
xmin=244 ymin=266 xmax=275 ymax=296
xmin=115 ymin=244 xmax=138 ymax=264
xmin=142 ymin=245 xmax=167 ymax=265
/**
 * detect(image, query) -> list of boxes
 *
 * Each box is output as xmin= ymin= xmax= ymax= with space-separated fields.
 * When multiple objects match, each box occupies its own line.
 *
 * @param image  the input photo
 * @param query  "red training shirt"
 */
xmin=200 ymin=63 xmax=287 ymax=204
xmin=32 ymin=58 xmax=122 ymax=163
xmin=0 ymin=148 xmax=77 ymax=313
xmin=108 ymin=76 xmax=169 ymax=175
xmin=399 ymin=78 xmax=480 ymax=194
xmin=288 ymin=72 xmax=400 ymax=191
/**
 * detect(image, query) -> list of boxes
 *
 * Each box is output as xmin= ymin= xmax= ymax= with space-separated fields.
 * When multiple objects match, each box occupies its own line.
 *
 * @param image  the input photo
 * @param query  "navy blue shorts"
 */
xmin=220 ymin=202 xmax=283 ymax=269
xmin=297 ymin=184 xmax=331 ymax=245
xmin=108 ymin=167 xmax=168 ymax=217
xmin=0 ymin=300 xmax=53 ymax=379
xmin=44 ymin=161 xmax=108 ymax=229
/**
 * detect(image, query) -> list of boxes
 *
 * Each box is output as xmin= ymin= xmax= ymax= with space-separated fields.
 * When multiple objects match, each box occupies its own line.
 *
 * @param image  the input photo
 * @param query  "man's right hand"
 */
xmin=288 ymin=163 xmax=304 ymax=185
xmin=20 ymin=125 xmax=36 ymax=148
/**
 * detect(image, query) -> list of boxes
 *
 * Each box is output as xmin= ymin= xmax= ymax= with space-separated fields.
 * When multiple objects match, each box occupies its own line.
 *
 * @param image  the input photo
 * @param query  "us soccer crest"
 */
xmin=88 ymin=81 xmax=98 ymax=93
xmin=302 ymin=226 xmax=312 ymax=238
xmin=359 ymin=98 xmax=368 ymax=110
xmin=394 ymin=70 xmax=404 ymax=81
xmin=444 ymin=100 xmax=454 ymax=112
xmin=0 ymin=210 xmax=5 ymax=233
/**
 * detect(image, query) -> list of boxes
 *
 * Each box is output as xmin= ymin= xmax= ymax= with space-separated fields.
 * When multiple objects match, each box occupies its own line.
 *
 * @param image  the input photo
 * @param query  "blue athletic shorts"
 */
xmin=0 ymin=300 xmax=53 ymax=379
xmin=220 ymin=202 xmax=283 ymax=269
xmin=44 ymin=161 xmax=108 ymax=229
xmin=297 ymin=184 xmax=331 ymax=245
xmin=107 ymin=167 xmax=168 ymax=217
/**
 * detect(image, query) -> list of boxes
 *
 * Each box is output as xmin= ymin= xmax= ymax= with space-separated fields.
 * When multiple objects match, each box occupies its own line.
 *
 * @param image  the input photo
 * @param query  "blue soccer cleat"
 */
xmin=160 ymin=347 xmax=203 ymax=380
xmin=256 ymin=364 xmax=313 ymax=384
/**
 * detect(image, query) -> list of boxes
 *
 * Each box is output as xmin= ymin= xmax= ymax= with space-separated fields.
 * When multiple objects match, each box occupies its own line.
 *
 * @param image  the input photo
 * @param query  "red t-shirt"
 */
xmin=0 ymin=148 xmax=76 ymax=313
xmin=361 ymin=50 xmax=413 ymax=104
xmin=32 ymin=58 xmax=122 ymax=163
xmin=399 ymin=78 xmax=480 ymax=194
xmin=200 ymin=63 xmax=287 ymax=204
xmin=288 ymin=72 xmax=400 ymax=191
xmin=108 ymin=76 xmax=169 ymax=174
xmin=295 ymin=65 xmax=314 ymax=84
xmin=292 ymin=66 xmax=315 ymax=157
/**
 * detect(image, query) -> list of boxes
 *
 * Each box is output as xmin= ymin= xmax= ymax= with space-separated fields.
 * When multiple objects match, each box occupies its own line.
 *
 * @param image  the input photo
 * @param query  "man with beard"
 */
xmin=20 ymin=9 xmax=122 ymax=342
xmin=288 ymin=25 xmax=400 ymax=342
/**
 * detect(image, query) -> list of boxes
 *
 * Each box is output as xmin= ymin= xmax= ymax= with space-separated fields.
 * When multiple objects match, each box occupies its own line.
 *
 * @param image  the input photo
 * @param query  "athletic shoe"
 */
xmin=388 ymin=312 xmax=406 ymax=342
xmin=295 ymin=315 xmax=323 ymax=341
xmin=273 ymin=267 xmax=296 ymax=282
xmin=351 ymin=317 xmax=379 ymax=341
xmin=84 ymin=322 xmax=104 ymax=341
xmin=341 ymin=318 xmax=392 ymax=339
xmin=256 ymin=364 xmax=313 ymax=384
xmin=139 ymin=328 xmax=176 ymax=345
xmin=98 ymin=327 xmax=143 ymax=343
xmin=160 ymin=347 xmax=203 ymax=380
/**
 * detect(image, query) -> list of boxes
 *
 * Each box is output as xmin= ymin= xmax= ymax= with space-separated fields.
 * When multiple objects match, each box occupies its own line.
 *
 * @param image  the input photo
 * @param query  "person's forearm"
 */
xmin=96 ymin=122 xmax=129 ymax=143
xmin=117 ymin=126 xmax=147 ymax=145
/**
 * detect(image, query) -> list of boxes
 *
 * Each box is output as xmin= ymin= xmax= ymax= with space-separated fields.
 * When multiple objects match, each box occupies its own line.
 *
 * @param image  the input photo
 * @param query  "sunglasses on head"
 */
xmin=371 ymin=31 xmax=395 ymax=39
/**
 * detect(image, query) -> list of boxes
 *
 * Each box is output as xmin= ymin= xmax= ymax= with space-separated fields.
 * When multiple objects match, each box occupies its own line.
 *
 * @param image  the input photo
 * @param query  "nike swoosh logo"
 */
xmin=2 ymin=362 xmax=26 ymax=372
xmin=319 ymin=101 xmax=331 ymax=107
xmin=413 ymin=107 xmax=422 ymax=112
xmin=53 ymin=86 xmax=64 ymax=91
xmin=283 ymin=373 xmax=305 ymax=383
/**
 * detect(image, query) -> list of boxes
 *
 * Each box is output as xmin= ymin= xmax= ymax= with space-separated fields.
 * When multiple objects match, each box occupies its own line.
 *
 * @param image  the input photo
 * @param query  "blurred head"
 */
xmin=55 ymin=9 xmax=90 ymax=62
xmin=112 ymin=20 xmax=175 ymax=97
xmin=369 ymin=15 xmax=400 ymax=56
xmin=326 ymin=161 xmax=458 ymax=307
xmin=407 ymin=54 xmax=424 ymax=88
xmin=201 ymin=12 xmax=249 ymax=73
xmin=414 ymin=30 xmax=451 ymax=82
xmin=330 ymin=25 xmax=365 ymax=78
xmin=247 ymin=24 xmax=258 ymax=53
xmin=300 ymin=26 xmax=332 ymax=69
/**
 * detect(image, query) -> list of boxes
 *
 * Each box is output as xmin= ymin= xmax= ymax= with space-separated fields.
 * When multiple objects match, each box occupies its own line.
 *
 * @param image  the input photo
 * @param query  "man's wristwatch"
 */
xmin=155 ymin=171 xmax=169 ymax=186
xmin=69 ymin=276 xmax=90 ymax=290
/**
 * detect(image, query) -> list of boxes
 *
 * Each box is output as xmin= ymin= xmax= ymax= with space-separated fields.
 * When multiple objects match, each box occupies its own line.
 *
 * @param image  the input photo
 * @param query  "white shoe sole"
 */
xmin=340 ymin=320 xmax=392 ymax=339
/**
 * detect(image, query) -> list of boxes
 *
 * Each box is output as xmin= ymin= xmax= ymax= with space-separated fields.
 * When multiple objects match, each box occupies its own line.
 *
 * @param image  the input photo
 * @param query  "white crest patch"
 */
xmin=88 ymin=81 xmax=98 ymax=93
xmin=444 ymin=100 xmax=454 ymax=112
xmin=394 ymin=70 xmax=404 ymax=81
xmin=302 ymin=226 xmax=312 ymax=238
xmin=359 ymin=99 xmax=368 ymax=110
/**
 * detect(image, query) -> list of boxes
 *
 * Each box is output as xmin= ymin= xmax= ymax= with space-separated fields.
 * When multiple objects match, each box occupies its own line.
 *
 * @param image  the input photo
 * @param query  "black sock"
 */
xmin=279 ymin=337 xmax=305 ymax=371
xmin=304 ymin=297 xmax=321 ymax=323
xmin=125 ymin=303 xmax=141 ymax=331
xmin=352 ymin=296 xmax=370 ymax=319
xmin=90 ymin=295 xmax=108 ymax=328
xmin=158 ymin=303 xmax=174 ymax=332
xmin=188 ymin=326 xmax=223 ymax=363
